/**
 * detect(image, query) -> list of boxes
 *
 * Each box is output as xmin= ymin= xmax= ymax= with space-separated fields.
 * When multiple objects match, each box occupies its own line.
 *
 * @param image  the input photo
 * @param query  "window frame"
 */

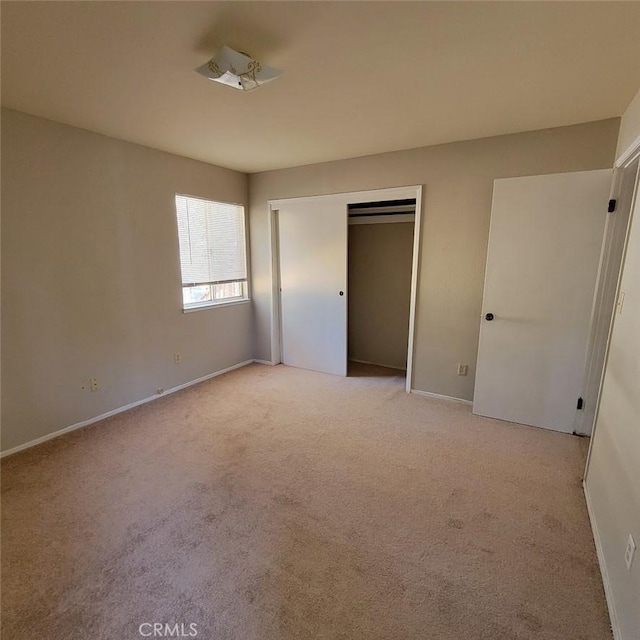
xmin=174 ymin=193 xmax=250 ymax=312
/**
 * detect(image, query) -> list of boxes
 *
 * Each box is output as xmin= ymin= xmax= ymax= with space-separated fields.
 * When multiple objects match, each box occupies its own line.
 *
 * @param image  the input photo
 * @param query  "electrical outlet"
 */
xmin=457 ymin=363 xmax=469 ymax=376
xmin=174 ymin=353 xmax=181 ymax=365
xmin=90 ymin=378 xmax=99 ymax=392
xmin=625 ymin=534 xmax=636 ymax=571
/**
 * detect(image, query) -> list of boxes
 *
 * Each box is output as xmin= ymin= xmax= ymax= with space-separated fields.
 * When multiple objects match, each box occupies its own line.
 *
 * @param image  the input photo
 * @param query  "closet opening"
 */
xmin=269 ymin=185 xmax=422 ymax=391
xmin=347 ymin=198 xmax=416 ymax=379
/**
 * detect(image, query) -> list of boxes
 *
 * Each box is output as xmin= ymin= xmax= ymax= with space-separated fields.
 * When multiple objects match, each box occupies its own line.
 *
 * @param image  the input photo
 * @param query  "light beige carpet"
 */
xmin=1 ymin=363 xmax=611 ymax=640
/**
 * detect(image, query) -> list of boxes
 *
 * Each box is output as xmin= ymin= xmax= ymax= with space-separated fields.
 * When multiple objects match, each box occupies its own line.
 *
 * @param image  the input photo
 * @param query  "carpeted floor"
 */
xmin=1 ymin=363 xmax=611 ymax=640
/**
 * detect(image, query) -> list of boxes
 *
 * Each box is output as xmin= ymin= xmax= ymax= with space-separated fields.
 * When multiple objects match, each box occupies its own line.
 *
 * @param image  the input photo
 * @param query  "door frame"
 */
xmin=575 ymin=156 xmax=639 ymax=435
xmin=584 ymin=135 xmax=640 ymax=476
xmin=267 ymin=185 xmax=423 ymax=392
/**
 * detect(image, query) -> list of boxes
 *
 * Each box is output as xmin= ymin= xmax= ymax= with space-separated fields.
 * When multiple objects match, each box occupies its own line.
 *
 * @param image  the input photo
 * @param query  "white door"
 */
xmin=278 ymin=200 xmax=348 ymax=376
xmin=473 ymin=170 xmax=612 ymax=432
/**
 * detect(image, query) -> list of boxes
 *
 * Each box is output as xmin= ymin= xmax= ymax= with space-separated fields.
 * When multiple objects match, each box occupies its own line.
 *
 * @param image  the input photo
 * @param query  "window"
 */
xmin=175 ymin=194 xmax=248 ymax=310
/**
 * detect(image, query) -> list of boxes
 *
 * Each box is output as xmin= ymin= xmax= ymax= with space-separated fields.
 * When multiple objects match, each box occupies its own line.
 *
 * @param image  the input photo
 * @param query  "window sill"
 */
xmin=182 ymin=299 xmax=251 ymax=313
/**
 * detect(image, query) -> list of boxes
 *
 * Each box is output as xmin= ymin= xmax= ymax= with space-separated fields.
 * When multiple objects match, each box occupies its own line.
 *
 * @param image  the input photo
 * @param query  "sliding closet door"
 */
xmin=278 ymin=200 xmax=348 ymax=376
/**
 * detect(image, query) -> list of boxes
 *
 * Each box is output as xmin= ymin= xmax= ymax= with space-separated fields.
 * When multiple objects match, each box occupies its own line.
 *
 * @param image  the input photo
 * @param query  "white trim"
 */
xmin=349 ymin=358 xmax=406 ymax=371
xmin=268 ymin=207 xmax=282 ymax=366
xmin=410 ymin=388 xmax=473 ymax=406
xmin=585 ymin=156 xmax=640 ymax=477
xmin=174 ymin=192 xmax=245 ymax=208
xmin=406 ymin=186 xmax=422 ymax=393
xmin=268 ymin=185 xmax=421 ymax=210
xmin=0 ymin=359 xmax=255 ymax=458
xmin=253 ymin=359 xmax=276 ymax=366
xmin=615 ymin=132 xmax=640 ymax=169
xmin=182 ymin=298 xmax=250 ymax=313
xmin=583 ymin=482 xmax=622 ymax=640
xmin=268 ymin=185 xmax=422 ymax=392
xmin=577 ymin=159 xmax=639 ymax=438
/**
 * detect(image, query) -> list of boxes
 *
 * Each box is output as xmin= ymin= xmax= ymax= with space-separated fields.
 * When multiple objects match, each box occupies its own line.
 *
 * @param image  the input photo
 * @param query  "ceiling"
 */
xmin=2 ymin=2 xmax=640 ymax=173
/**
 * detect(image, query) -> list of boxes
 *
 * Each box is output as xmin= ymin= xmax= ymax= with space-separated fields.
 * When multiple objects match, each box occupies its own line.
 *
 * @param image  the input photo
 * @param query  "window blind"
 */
xmin=175 ymin=195 xmax=247 ymax=286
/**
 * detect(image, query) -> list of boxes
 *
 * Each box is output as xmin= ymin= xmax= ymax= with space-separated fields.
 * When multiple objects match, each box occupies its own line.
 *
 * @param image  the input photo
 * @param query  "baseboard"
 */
xmin=0 ymin=359 xmax=255 ymax=459
xmin=253 ymin=359 xmax=277 ymax=366
xmin=583 ymin=481 xmax=621 ymax=640
xmin=410 ymin=388 xmax=473 ymax=405
xmin=349 ymin=358 xmax=407 ymax=371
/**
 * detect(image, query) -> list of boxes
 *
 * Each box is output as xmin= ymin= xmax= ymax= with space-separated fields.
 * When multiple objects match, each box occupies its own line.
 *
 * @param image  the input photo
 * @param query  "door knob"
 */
xmin=485 ymin=313 xmax=494 ymax=321
xmin=339 ymin=291 xmax=344 ymax=296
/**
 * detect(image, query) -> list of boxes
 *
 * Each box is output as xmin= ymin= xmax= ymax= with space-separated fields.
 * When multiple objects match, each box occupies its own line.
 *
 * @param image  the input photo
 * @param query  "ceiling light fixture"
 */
xmin=196 ymin=45 xmax=281 ymax=92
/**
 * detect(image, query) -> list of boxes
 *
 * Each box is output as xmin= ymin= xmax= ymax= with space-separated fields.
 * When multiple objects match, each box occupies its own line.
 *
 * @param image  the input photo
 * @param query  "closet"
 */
xmin=347 ymin=200 xmax=415 ymax=373
xmin=270 ymin=187 xmax=422 ymax=388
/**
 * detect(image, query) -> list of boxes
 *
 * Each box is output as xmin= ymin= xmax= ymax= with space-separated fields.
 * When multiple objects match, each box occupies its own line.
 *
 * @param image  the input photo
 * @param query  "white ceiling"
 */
xmin=2 ymin=2 xmax=640 ymax=173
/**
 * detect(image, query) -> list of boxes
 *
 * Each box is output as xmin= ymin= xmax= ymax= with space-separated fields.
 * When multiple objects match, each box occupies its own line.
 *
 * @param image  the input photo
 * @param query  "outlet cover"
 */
xmin=457 ymin=364 xmax=469 ymax=376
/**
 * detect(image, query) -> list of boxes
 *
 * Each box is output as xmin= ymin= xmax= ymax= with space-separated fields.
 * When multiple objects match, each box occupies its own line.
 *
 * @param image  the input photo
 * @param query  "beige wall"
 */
xmin=585 ymin=87 xmax=640 ymax=640
xmin=348 ymin=222 xmax=413 ymax=370
xmin=250 ymin=119 xmax=619 ymax=399
xmin=1 ymin=109 xmax=251 ymax=452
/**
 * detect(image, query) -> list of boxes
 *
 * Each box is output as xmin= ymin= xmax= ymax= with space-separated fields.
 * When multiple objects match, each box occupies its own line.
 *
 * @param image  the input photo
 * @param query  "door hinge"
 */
xmin=608 ymin=199 xmax=617 ymax=213
xmin=577 ymin=397 xmax=584 ymax=410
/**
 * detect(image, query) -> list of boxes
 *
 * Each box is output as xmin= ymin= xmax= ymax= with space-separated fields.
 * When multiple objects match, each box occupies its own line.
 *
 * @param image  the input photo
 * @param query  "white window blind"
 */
xmin=175 ymin=195 xmax=248 ymax=308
